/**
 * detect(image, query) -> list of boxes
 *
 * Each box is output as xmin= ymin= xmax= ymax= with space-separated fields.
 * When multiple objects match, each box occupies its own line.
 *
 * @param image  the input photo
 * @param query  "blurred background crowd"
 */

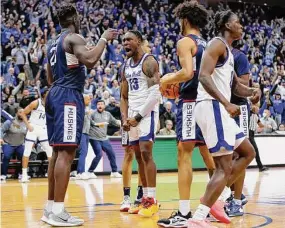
xmin=1 ymin=0 xmax=285 ymax=137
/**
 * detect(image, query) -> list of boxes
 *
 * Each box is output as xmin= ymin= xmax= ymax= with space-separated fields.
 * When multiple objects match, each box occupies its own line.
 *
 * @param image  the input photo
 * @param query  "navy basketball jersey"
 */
xmin=179 ymin=34 xmax=207 ymax=100
xmin=47 ymin=31 xmax=86 ymax=92
xmin=230 ymin=48 xmax=250 ymax=105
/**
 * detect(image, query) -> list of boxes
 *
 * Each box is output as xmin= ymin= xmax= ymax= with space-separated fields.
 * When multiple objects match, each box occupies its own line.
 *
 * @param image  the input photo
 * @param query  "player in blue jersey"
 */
xmin=43 ymin=5 xmax=117 ymax=227
xmin=157 ymin=2 xmax=215 ymax=227
xmin=225 ymin=46 xmax=250 ymax=217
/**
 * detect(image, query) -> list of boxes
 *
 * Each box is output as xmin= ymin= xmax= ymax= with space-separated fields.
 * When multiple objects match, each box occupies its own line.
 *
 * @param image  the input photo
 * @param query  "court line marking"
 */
xmin=246 ymin=213 xmax=273 ymax=228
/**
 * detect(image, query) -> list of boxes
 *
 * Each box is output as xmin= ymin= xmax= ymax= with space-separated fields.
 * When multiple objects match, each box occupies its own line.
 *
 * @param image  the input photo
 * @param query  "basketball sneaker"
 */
xmin=47 ymin=209 xmax=84 ymax=226
xmin=128 ymin=199 xmax=143 ymax=214
xmin=110 ymin=172 xmax=122 ymax=178
xmin=41 ymin=208 xmax=52 ymax=223
xmin=138 ymin=197 xmax=159 ymax=217
xmin=19 ymin=175 xmax=30 ymax=183
xmin=120 ymin=196 xmax=131 ymax=212
xmin=187 ymin=219 xmax=217 ymax=228
xmin=225 ymin=200 xmax=244 ymax=217
xmin=157 ymin=211 xmax=191 ymax=227
xmin=241 ymin=194 xmax=248 ymax=206
xmin=88 ymin=172 xmax=97 ymax=179
xmin=0 ymin=175 xmax=7 ymax=181
xmin=209 ymin=199 xmax=231 ymax=224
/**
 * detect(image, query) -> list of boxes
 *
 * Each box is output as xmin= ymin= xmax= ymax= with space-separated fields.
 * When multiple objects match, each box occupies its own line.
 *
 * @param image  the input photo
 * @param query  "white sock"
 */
xmin=147 ymin=187 xmax=156 ymax=198
xmin=192 ymin=204 xmax=210 ymax=221
xmin=52 ymin=202 xmax=64 ymax=215
xmin=22 ymin=168 xmax=27 ymax=176
xmin=218 ymin=186 xmax=231 ymax=202
xmin=46 ymin=200 xmax=54 ymax=212
xmin=143 ymin=188 xmax=147 ymax=198
xmin=179 ymin=200 xmax=190 ymax=216
xmin=233 ymin=199 xmax=242 ymax=205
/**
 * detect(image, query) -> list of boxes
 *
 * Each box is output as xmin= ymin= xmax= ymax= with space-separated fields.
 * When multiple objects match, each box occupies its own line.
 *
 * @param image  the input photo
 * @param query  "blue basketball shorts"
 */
xmin=45 ymin=86 xmax=84 ymax=147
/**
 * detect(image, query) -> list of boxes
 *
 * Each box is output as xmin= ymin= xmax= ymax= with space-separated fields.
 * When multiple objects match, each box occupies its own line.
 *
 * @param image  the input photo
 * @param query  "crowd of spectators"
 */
xmin=1 ymin=0 xmax=285 ymax=136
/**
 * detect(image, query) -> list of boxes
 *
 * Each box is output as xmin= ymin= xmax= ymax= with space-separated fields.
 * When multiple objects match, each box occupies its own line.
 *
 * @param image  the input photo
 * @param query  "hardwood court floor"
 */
xmin=1 ymin=168 xmax=285 ymax=228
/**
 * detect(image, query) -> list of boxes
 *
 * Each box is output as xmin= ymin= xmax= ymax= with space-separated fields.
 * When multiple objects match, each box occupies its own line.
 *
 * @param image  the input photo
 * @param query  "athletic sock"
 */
xmin=123 ymin=187 xmax=130 ymax=197
xmin=179 ymin=200 xmax=190 ymax=216
xmin=22 ymin=168 xmax=27 ymax=177
xmin=136 ymin=186 xmax=143 ymax=200
xmin=192 ymin=204 xmax=210 ymax=221
xmin=143 ymin=187 xmax=147 ymax=198
xmin=147 ymin=187 xmax=156 ymax=198
xmin=218 ymin=186 xmax=231 ymax=202
xmin=52 ymin=202 xmax=64 ymax=215
xmin=46 ymin=200 xmax=54 ymax=212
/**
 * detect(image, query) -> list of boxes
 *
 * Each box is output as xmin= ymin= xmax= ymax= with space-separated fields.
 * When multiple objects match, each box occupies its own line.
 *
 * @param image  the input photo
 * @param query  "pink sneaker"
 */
xmin=209 ymin=200 xmax=231 ymax=224
xmin=187 ymin=219 xmax=218 ymax=228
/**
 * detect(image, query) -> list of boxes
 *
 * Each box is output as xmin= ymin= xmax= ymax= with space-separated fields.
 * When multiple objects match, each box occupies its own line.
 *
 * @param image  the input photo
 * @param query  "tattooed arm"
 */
xmin=127 ymin=55 xmax=161 ymax=127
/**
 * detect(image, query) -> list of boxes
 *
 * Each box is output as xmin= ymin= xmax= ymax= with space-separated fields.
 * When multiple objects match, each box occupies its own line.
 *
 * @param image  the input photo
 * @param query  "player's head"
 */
xmin=141 ymin=39 xmax=151 ymax=54
xmin=123 ymin=30 xmax=144 ymax=58
xmin=214 ymin=10 xmax=243 ymax=40
xmin=57 ymin=5 xmax=80 ymax=33
xmin=40 ymin=87 xmax=49 ymax=99
xmin=174 ymin=0 xmax=208 ymax=36
xmin=97 ymin=100 xmax=105 ymax=113
xmin=16 ymin=108 xmax=24 ymax=121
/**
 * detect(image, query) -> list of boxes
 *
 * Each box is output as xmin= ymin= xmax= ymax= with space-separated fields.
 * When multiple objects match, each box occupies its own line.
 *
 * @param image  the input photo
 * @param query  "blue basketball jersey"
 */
xmin=179 ymin=34 xmax=206 ymax=100
xmin=47 ymin=31 xmax=86 ymax=92
xmin=230 ymin=48 xmax=250 ymax=105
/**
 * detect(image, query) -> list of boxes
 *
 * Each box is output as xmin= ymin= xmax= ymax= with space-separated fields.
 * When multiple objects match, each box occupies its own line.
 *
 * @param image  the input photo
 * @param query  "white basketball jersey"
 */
xmin=197 ymin=37 xmax=234 ymax=102
xmin=29 ymin=99 xmax=46 ymax=127
xmin=124 ymin=54 xmax=159 ymax=112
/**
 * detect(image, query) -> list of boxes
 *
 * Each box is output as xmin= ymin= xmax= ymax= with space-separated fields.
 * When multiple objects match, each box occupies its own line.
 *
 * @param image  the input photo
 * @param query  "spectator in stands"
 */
xmin=260 ymin=109 xmax=278 ymax=133
xmin=102 ymin=90 xmax=111 ymax=106
xmin=160 ymin=101 xmax=176 ymax=130
xmin=107 ymin=80 xmax=120 ymax=102
xmin=19 ymin=89 xmax=36 ymax=109
xmin=106 ymin=96 xmax=121 ymax=136
xmin=158 ymin=120 xmax=176 ymax=135
xmin=0 ymin=108 xmax=27 ymax=181
xmin=3 ymin=95 xmax=19 ymax=116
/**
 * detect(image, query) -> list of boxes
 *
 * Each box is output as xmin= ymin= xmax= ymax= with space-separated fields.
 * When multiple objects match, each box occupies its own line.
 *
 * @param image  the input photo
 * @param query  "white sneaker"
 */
xmin=80 ymin=172 xmax=90 ymax=180
xmin=20 ymin=175 xmax=30 ymax=183
xmin=0 ymin=175 xmax=7 ymax=181
xmin=88 ymin=172 xmax=97 ymax=179
xmin=110 ymin=172 xmax=122 ymax=178
xmin=120 ymin=196 xmax=131 ymax=212
xmin=45 ymin=173 xmax=48 ymax=178
xmin=47 ymin=209 xmax=84 ymax=226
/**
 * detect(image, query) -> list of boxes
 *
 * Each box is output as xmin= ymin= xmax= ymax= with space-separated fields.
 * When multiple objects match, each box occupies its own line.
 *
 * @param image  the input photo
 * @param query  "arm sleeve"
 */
xmin=139 ymin=84 xmax=160 ymax=117
xmin=108 ymin=112 xmax=120 ymax=126
xmin=235 ymin=53 xmax=250 ymax=77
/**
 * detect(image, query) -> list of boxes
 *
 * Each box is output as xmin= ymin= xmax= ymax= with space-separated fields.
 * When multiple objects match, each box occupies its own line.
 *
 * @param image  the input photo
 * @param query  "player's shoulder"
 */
xmin=177 ymin=36 xmax=196 ymax=48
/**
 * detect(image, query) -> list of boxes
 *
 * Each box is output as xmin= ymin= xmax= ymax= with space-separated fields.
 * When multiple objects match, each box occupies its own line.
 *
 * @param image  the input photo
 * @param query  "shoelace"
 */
xmin=169 ymin=211 xmax=178 ymax=219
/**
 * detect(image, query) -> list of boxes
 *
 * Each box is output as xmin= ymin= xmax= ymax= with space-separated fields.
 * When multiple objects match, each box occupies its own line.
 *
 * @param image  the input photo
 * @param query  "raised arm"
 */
xmin=69 ymin=29 xmax=117 ymax=69
xmin=19 ymin=100 xmax=38 ymax=132
xmin=160 ymin=37 xmax=195 ymax=85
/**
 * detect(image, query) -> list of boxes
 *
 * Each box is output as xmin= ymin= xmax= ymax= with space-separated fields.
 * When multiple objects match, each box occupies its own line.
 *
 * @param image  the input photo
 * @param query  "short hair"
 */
xmin=57 ymin=5 xmax=77 ymax=27
xmin=165 ymin=120 xmax=173 ymax=125
xmin=174 ymin=0 xmax=208 ymax=29
xmin=214 ymin=10 xmax=235 ymax=33
xmin=128 ymin=30 xmax=143 ymax=42
xmin=97 ymin=100 xmax=105 ymax=104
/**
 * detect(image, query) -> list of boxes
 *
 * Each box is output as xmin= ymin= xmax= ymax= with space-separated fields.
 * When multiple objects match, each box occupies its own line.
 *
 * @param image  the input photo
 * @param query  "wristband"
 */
xmin=134 ymin=113 xmax=143 ymax=122
xmin=99 ymin=37 xmax=107 ymax=43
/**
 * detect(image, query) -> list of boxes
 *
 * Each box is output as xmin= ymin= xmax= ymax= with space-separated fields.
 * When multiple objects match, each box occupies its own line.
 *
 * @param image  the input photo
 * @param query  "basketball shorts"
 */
xmin=195 ymin=100 xmax=245 ymax=157
xmin=176 ymin=99 xmax=205 ymax=145
xmin=25 ymin=124 xmax=48 ymax=143
xmin=128 ymin=109 xmax=159 ymax=145
xmin=234 ymin=103 xmax=250 ymax=138
xmin=45 ymin=86 xmax=84 ymax=147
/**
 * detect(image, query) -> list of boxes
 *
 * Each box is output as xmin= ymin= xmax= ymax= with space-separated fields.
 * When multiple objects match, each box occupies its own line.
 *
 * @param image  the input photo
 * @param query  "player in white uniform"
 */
xmin=120 ymin=30 xmax=161 ymax=217
xmin=20 ymin=88 xmax=52 ymax=183
xmin=187 ymin=11 xmax=261 ymax=227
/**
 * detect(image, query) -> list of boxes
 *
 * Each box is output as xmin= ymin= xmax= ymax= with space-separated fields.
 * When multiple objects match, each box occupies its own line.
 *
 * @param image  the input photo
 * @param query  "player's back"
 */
xmin=47 ymin=31 xmax=86 ymax=91
xmin=124 ymin=53 xmax=159 ymax=112
xmin=29 ymin=99 xmax=46 ymax=127
xmin=197 ymin=37 xmax=234 ymax=102
xmin=179 ymin=34 xmax=207 ymax=100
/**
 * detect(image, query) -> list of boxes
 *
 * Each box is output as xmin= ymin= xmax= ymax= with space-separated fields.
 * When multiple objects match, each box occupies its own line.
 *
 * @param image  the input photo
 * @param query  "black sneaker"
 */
xmin=157 ymin=211 xmax=191 ymax=228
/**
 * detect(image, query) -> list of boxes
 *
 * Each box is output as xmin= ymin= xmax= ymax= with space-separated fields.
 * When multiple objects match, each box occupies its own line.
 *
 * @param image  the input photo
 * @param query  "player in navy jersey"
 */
xmin=225 ymin=47 xmax=251 ymax=217
xmin=157 ymin=2 xmax=215 ymax=227
xmin=43 ymin=5 xmax=117 ymax=227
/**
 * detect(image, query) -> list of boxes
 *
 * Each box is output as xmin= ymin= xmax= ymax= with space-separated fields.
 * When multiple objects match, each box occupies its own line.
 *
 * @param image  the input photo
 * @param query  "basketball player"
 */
xmin=157 ymin=2 xmax=216 ymax=227
xmin=225 ymin=46 xmax=251 ymax=217
xmin=120 ymin=30 xmax=161 ymax=217
xmin=43 ymin=5 xmax=117 ymax=226
xmin=19 ymin=88 xmax=52 ymax=183
xmin=188 ymin=11 xmax=260 ymax=227
xmin=120 ymin=38 xmax=151 ymax=214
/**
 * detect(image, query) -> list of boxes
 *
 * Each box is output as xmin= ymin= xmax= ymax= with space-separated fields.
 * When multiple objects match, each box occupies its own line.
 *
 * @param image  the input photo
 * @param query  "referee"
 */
xmin=249 ymin=105 xmax=269 ymax=172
